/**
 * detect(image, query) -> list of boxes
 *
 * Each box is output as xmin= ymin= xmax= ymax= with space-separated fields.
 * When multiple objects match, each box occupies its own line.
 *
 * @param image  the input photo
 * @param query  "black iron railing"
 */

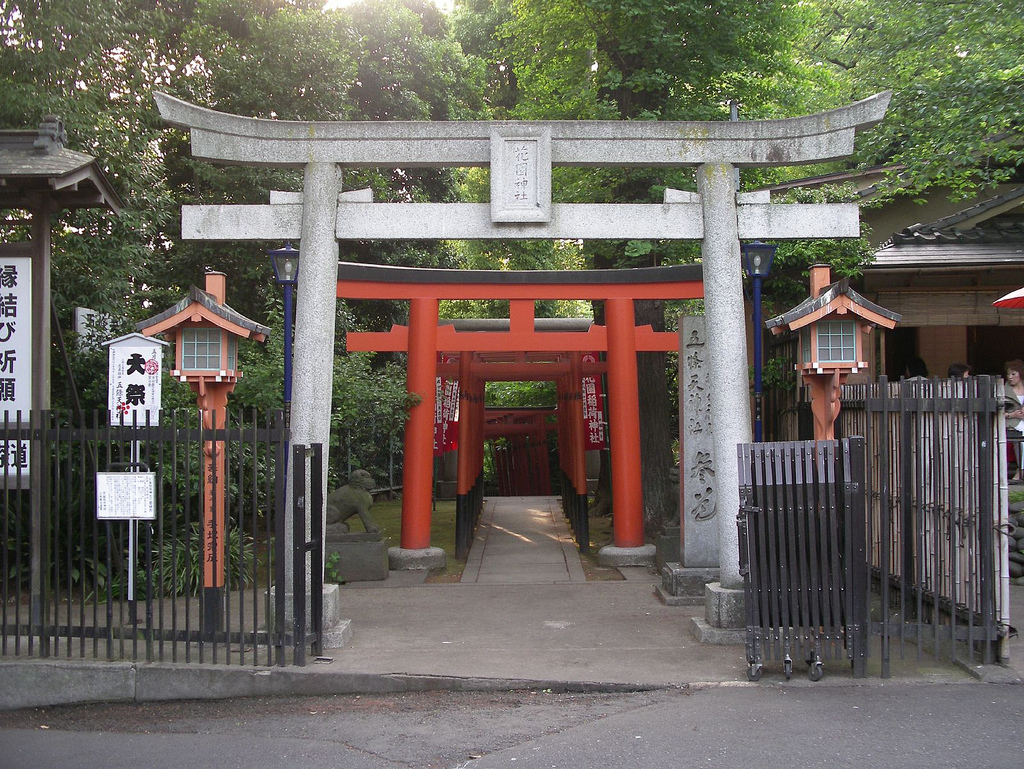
xmin=1 ymin=410 xmax=323 ymax=667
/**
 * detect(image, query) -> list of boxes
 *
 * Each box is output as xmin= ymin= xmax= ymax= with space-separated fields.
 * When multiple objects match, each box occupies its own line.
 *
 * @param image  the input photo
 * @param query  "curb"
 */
xmin=0 ymin=660 xmax=671 ymax=711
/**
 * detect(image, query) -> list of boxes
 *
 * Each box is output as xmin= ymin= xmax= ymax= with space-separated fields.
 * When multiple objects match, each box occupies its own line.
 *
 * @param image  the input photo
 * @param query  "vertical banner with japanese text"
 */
xmin=107 ymin=333 xmax=165 ymax=426
xmin=581 ymin=352 xmax=607 ymax=450
xmin=0 ymin=254 xmax=31 ymax=479
xmin=434 ymin=354 xmax=460 ymax=456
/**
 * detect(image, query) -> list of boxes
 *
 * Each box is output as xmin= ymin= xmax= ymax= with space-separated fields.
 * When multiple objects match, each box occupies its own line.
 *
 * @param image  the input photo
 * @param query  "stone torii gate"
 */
xmin=155 ymin=92 xmax=890 ymax=613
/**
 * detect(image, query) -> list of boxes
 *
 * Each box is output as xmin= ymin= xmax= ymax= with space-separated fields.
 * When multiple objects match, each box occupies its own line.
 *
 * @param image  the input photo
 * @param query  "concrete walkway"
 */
xmin=462 ymin=496 xmax=586 ymax=584
xmin=2 ymin=495 xmax=1022 ymax=710
xmin=332 ymin=496 xmax=749 ymax=686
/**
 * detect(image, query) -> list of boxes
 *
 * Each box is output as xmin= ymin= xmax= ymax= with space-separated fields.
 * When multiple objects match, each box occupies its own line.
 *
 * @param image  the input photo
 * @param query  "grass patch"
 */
xmin=369 ymin=497 xmax=467 ymax=581
xmin=1010 ymin=488 xmax=1024 ymax=505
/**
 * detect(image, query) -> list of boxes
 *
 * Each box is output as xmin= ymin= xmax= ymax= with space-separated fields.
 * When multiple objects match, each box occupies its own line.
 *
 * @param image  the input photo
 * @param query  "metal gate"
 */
xmin=738 ymin=438 xmax=869 ymax=681
xmin=841 ymin=375 xmax=1008 ymax=674
xmin=1 ymin=410 xmax=323 ymax=666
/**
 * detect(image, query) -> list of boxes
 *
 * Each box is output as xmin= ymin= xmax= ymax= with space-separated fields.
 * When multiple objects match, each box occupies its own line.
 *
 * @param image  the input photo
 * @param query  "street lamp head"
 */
xmin=742 ymin=240 xmax=777 ymax=279
xmin=268 ymin=241 xmax=300 ymax=285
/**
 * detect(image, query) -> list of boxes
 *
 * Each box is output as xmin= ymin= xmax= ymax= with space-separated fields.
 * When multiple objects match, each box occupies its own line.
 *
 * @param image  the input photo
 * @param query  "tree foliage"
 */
xmin=1 ymin=0 xmax=483 ymax=430
xmin=799 ymin=0 xmax=1024 ymax=198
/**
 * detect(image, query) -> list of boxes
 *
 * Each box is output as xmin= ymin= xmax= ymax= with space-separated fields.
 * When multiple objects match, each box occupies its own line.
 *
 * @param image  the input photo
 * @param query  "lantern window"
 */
xmin=816 ymin=320 xmax=856 ymax=363
xmin=181 ymin=327 xmax=222 ymax=371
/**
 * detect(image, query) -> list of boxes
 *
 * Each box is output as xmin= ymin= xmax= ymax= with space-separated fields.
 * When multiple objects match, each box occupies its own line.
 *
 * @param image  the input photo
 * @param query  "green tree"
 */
xmin=1 ymin=0 xmax=487 ymax=421
xmin=799 ymin=0 xmax=1024 ymax=199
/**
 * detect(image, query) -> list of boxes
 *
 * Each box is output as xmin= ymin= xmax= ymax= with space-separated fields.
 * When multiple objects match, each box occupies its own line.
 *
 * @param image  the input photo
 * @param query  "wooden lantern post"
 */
xmin=137 ymin=272 xmax=269 ymax=632
xmin=766 ymin=264 xmax=900 ymax=441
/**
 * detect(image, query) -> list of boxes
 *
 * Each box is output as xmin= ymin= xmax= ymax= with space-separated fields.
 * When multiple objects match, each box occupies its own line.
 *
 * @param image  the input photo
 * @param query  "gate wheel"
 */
xmin=808 ymin=661 xmax=824 ymax=682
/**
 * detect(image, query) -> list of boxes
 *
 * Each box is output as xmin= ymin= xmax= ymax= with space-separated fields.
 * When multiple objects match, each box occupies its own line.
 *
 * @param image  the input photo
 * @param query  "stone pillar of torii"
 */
xmin=155 ymin=91 xmax=890 ymax=620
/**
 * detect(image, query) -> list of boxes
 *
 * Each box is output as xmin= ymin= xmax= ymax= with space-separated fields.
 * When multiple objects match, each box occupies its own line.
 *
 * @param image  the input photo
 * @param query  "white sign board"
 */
xmin=96 ymin=472 xmax=157 ymax=520
xmin=106 ymin=333 xmax=167 ymax=426
xmin=0 ymin=255 xmax=31 ymax=480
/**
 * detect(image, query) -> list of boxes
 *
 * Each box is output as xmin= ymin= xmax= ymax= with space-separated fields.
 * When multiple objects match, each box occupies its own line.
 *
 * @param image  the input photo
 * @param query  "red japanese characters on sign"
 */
xmin=581 ymin=352 xmax=606 ymax=450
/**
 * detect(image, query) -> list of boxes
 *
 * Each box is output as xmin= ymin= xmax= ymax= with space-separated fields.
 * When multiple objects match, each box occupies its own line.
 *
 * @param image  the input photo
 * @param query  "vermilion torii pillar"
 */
xmin=156 ymin=91 xmax=890 ymax=599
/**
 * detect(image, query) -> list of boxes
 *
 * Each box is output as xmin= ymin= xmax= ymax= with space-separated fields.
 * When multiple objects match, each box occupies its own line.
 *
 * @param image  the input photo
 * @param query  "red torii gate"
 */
xmin=338 ymin=261 xmax=703 ymax=565
xmin=484 ymin=409 xmax=554 ymax=497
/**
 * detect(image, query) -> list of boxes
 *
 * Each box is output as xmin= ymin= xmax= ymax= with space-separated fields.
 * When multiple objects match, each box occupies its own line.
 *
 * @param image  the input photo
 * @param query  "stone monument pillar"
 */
xmin=658 ymin=315 xmax=720 ymax=604
xmin=288 ymin=162 xmax=341 ymax=598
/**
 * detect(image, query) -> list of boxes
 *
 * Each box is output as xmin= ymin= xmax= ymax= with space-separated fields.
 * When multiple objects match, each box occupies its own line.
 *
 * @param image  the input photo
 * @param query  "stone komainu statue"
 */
xmin=325 ymin=469 xmax=380 ymax=538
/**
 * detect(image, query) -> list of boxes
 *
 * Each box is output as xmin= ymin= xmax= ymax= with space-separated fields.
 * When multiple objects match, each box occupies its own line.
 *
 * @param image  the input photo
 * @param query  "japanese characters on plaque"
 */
xmin=489 ymin=126 xmax=552 ymax=223
xmin=581 ymin=352 xmax=607 ymax=450
xmin=679 ymin=315 xmax=718 ymax=568
xmin=95 ymin=471 xmax=157 ymax=520
xmin=105 ymin=333 xmax=166 ymax=426
xmin=0 ymin=255 xmax=32 ymax=479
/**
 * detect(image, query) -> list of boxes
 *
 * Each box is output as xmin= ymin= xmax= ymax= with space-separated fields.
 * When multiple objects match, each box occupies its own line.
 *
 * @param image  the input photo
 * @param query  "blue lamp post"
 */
xmin=742 ymin=240 xmax=777 ymax=442
xmin=268 ymin=241 xmax=300 ymax=422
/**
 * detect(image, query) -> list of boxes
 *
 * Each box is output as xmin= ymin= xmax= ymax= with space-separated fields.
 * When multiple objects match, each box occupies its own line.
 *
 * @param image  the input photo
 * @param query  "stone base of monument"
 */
xmin=655 ymin=526 xmax=680 ymax=573
xmin=689 ymin=581 xmax=746 ymax=645
xmin=321 ymin=583 xmax=353 ymax=648
xmin=655 ymin=563 xmax=719 ymax=606
xmin=597 ymin=543 xmax=656 ymax=568
xmin=325 ymin=533 xmax=388 ymax=582
xmin=388 ymin=546 xmax=447 ymax=571
xmin=266 ymin=584 xmax=353 ymax=649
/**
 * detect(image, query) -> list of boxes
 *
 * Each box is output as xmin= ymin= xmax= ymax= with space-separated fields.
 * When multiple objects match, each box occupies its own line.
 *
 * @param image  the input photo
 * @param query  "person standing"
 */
xmin=1004 ymin=359 xmax=1024 ymax=482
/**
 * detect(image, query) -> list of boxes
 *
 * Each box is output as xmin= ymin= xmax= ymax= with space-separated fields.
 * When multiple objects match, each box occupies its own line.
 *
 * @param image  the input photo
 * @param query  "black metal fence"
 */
xmin=840 ymin=375 xmax=1007 ymax=673
xmin=1 ymin=410 xmax=323 ymax=666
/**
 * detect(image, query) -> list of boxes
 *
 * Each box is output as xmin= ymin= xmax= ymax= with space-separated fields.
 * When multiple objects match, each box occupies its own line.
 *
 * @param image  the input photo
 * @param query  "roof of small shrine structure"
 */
xmin=138 ymin=283 xmax=271 ymax=342
xmin=765 ymin=276 xmax=901 ymax=334
xmin=0 ymin=117 xmax=123 ymax=212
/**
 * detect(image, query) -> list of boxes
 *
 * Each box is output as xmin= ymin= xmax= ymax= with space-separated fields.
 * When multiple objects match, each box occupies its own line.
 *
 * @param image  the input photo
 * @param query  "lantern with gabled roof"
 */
xmin=766 ymin=264 xmax=900 ymax=440
xmin=136 ymin=271 xmax=269 ymax=632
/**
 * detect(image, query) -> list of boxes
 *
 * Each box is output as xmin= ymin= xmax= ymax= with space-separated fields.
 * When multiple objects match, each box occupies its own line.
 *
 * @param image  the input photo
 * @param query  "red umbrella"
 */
xmin=994 ymin=286 xmax=1024 ymax=309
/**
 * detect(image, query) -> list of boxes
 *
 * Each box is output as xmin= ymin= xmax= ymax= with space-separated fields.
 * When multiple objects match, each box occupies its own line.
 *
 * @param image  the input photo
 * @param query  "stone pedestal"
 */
xmin=597 ymin=544 xmax=655 ymax=568
xmin=267 ymin=584 xmax=353 ymax=648
xmin=690 ymin=581 xmax=746 ymax=645
xmin=388 ymin=546 xmax=446 ymax=571
xmin=655 ymin=562 xmax=720 ymax=606
xmin=325 ymin=533 xmax=388 ymax=582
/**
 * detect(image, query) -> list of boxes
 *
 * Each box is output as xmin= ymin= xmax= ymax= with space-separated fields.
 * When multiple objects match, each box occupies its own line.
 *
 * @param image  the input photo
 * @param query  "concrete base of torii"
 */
xmin=689 ymin=582 xmax=746 ymax=645
xmin=597 ymin=544 xmax=656 ymax=568
xmin=388 ymin=546 xmax=447 ymax=571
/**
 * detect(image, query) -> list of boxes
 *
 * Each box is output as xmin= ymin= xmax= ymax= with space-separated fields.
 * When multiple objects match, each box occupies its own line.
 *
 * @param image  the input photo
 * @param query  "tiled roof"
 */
xmin=138 ymin=285 xmax=271 ymax=340
xmin=0 ymin=117 xmax=123 ymax=211
xmin=886 ymin=186 xmax=1024 ymax=246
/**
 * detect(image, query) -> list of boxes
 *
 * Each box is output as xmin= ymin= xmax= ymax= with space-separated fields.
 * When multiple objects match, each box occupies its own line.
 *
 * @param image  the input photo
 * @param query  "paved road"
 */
xmin=1 ymin=683 xmax=1021 ymax=769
